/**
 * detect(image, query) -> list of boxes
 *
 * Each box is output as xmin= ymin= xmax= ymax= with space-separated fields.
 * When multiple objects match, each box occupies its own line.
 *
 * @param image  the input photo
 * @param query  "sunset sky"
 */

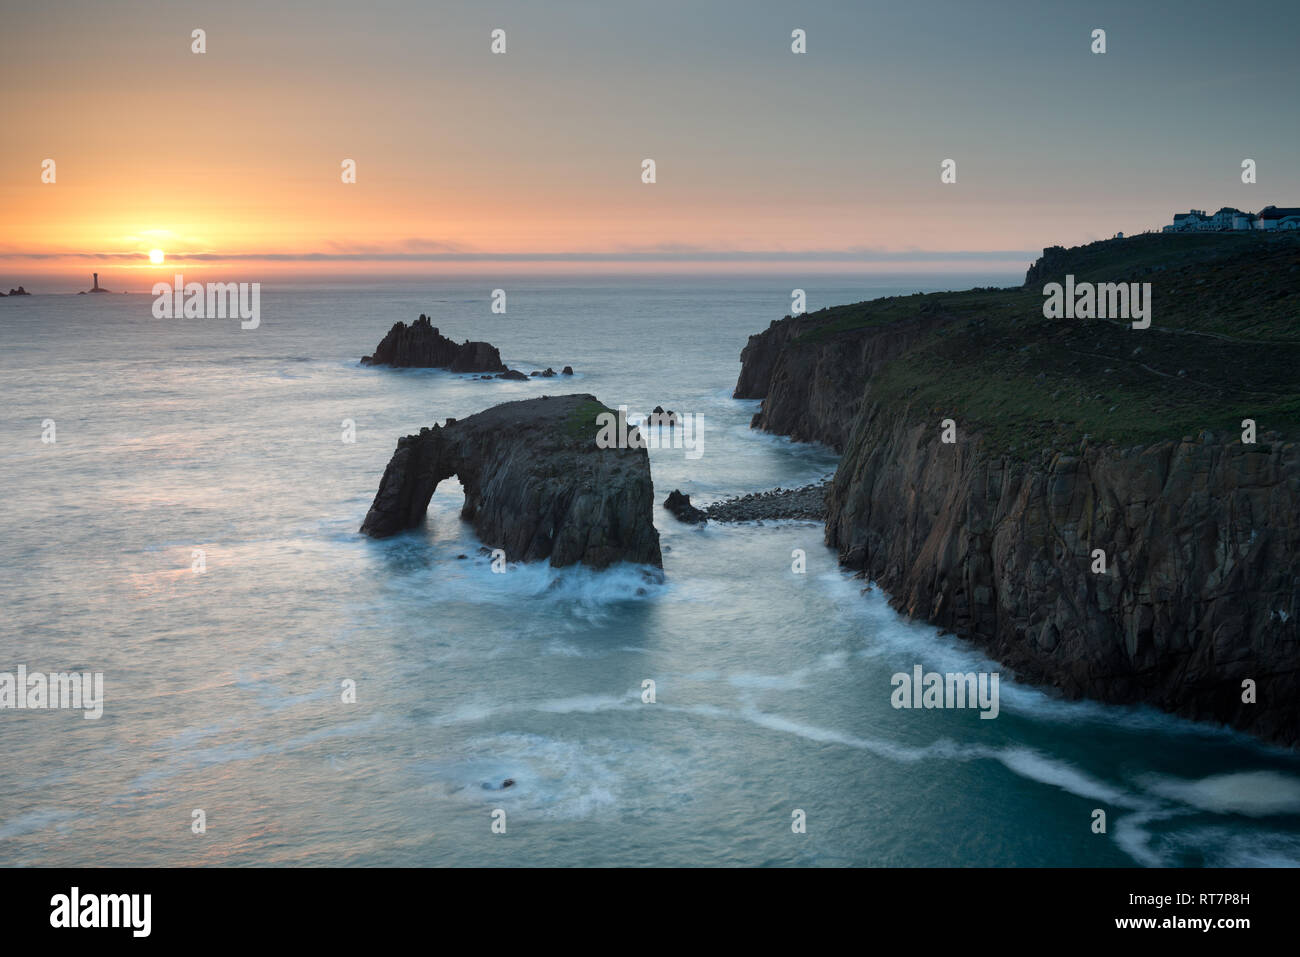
xmin=2 ymin=0 xmax=1297 ymax=290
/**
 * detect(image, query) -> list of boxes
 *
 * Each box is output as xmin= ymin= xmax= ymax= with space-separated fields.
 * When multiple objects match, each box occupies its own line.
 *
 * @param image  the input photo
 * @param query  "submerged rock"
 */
xmin=361 ymin=315 xmax=506 ymax=372
xmin=360 ymin=394 xmax=663 ymax=571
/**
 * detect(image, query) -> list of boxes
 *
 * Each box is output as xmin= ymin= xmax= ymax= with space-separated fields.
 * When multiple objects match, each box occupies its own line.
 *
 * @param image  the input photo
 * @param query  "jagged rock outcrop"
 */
xmin=1022 ymin=245 xmax=1071 ymax=288
xmin=360 ymin=394 xmax=663 ymax=571
xmin=361 ymin=315 xmax=506 ymax=372
xmin=663 ymin=490 xmax=706 ymax=524
xmin=6 ymin=286 xmax=30 ymax=296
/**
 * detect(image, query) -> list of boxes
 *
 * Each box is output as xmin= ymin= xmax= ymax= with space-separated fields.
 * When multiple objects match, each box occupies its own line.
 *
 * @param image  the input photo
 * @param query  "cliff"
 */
xmin=360 ymin=394 xmax=663 ymax=571
xmin=735 ymin=306 xmax=950 ymax=451
xmin=361 ymin=315 xmax=506 ymax=372
xmin=736 ymin=232 xmax=1300 ymax=745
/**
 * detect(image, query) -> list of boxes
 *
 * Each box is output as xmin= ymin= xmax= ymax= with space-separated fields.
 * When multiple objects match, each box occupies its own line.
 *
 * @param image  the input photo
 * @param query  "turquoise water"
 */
xmin=2 ymin=276 xmax=1299 ymax=866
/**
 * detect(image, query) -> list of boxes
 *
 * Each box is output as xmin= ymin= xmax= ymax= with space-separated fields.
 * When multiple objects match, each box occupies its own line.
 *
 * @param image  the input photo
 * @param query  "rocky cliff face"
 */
xmin=825 ymin=405 xmax=1300 ymax=744
xmin=734 ymin=310 xmax=941 ymax=451
xmin=361 ymin=394 xmax=663 ymax=571
xmin=361 ymin=315 xmax=506 ymax=372
xmin=734 ymin=239 xmax=1300 ymax=745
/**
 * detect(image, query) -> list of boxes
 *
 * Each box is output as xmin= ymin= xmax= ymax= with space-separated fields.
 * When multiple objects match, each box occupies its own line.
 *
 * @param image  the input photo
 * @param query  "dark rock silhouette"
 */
xmin=649 ymin=406 xmax=679 ymax=427
xmin=5 ymin=286 xmax=30 ymax=296
xmin=361 ymin=315 xmax=506 ymax=372
xmin=360 ymin=394 xmax=663 ymax=571
xmin=562 ymin=366 xmax=574 ymax=375
xmin=497 ymin=370 xmax=528 ymax=380
xmin=663 ymin=490 xmax=706 ymax=524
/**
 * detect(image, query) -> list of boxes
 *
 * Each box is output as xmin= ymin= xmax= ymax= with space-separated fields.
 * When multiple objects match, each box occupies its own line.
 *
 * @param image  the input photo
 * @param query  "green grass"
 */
xmin=782 ymin=233 xmax=1300 ymax=458
xmin=564 ymin=398 xmax=615 ymax=442
xmin=796 ymin=288 xmax=1025 ymax=344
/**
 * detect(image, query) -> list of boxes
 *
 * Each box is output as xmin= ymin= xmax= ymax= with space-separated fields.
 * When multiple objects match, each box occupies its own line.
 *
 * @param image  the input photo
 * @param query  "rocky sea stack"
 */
xmin=361 ymin=315 xmax=506 ymax=372
xmin=361 ymin=394 xmax=662 ymax=571
xmin=736 ymin=231 xmax=1300 ymax=746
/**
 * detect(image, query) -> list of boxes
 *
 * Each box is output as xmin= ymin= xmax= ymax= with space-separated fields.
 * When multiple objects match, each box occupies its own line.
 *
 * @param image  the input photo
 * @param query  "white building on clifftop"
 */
xmin=1163 ymin=205 xmax=1300 ymax=232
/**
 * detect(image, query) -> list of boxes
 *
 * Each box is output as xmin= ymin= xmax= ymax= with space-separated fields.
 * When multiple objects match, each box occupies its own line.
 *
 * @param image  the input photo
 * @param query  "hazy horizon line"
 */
xmin=2 ymin=247 xmax=1039 ymax=264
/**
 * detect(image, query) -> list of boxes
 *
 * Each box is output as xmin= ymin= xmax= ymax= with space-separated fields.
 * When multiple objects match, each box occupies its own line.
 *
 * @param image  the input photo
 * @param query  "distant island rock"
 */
xmin=361 ymin=315 xmax=506 ymax=372
xmin=4 ymin=286 xmax=30 ymax=296
xmin=360 ymin=393 xmax=662 ymax=572
xmin=88 ymin=272 xmax=109 ymax=294
xmin=361 ymin=315 xmax=576 ymax=379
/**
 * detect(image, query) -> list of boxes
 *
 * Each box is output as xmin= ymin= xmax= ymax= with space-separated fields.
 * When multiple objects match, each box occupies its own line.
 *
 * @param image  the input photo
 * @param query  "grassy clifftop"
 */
xmin=788 ymin=233 xmax=1300 ymax=456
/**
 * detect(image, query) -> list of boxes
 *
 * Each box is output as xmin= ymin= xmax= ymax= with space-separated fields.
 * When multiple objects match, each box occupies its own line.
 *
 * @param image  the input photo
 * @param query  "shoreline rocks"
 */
xmin=663 ymin=480 xmax=832 ymax=524
xmin=702 ymin=480 xmax=831 ymax=522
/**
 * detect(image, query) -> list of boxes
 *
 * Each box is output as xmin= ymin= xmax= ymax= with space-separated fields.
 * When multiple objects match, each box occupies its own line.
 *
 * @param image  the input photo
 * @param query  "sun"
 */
xmin=149 ymin=248 xmax=165 ymax=265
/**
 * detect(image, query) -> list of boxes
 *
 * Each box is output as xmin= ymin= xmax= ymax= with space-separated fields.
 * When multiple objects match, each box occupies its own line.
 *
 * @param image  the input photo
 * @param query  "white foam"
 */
xmin=1142 ymin=771 xmax=1300 ymax=817
xmin=437 ymin=732 xmax=658 ymax=821
xmin=819 ymin=568 xmax=1259 ymax=741
xmin=997 ymin=747 xmax=1139 ymax=807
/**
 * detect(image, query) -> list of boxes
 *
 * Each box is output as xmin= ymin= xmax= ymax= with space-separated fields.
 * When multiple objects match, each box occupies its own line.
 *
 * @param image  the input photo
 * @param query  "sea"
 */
xmin=3 ymin=275 xmax=1299 ymax=867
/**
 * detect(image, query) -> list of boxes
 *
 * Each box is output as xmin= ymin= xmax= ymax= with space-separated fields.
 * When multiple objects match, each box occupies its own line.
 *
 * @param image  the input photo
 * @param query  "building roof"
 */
xmin=1258 ymin=207 xmax=1300 ymax=220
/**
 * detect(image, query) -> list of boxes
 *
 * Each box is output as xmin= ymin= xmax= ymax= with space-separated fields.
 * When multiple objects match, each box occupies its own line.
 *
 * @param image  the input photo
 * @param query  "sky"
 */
xmin=1 ymin=0 xmax=1297 ymax=290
